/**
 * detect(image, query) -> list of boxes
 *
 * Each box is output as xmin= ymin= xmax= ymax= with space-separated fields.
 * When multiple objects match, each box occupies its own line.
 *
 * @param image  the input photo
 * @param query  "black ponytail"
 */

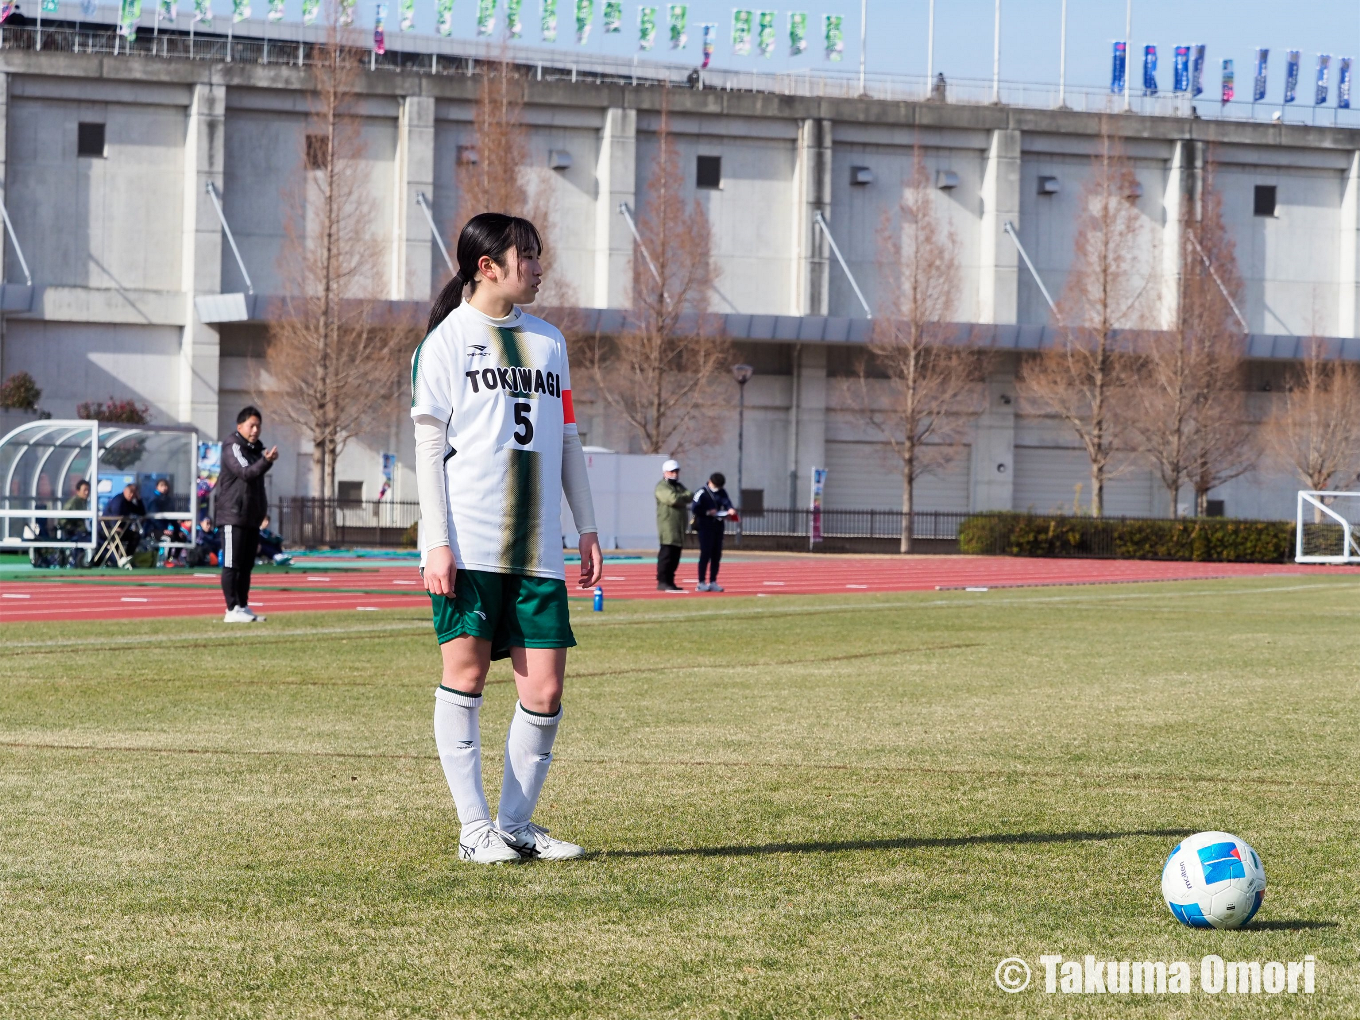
xmin=426 ymin=212 xmax=543 ymax=335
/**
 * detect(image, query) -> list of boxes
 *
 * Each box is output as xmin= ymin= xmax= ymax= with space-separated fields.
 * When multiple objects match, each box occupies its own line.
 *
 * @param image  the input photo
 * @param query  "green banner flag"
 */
xmin=302 ymin=0 xmax=318 ymax=24
xmin=575 ymin=0 xmax=592 ymax=44
xmin=788 ymin=12 xmax=807 ymax=56
xmin=399 ymin=0 xmax=413 ymax=30
xmin=757 ymin=10 xmax=774 ymax=57
xmin=667 ymin=3 xmax=685 ymax=49
xmin=824 ymin=13 xmax=843 ymax=61
xmin=506 ymin=0 xmax=522 ymax=37
xmin=119 ymin=0 xmax=142 ymax=39
xmin=638 ymin=5 xmax=655 ymax=50
xmin=541 ymin=0 xmax=557 ymax=41
xmin=603 ymin=0 xmax=620 ymax=33
xmin=731 ymin=9 xmax=752 ymax=56
xmin=476 ymin=0 xmax=495 ymax=35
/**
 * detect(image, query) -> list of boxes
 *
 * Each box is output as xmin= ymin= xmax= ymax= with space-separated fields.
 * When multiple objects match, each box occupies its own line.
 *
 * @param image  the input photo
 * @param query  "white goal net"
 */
xmin=1295 ymin=491 xmax=1360 ymax=563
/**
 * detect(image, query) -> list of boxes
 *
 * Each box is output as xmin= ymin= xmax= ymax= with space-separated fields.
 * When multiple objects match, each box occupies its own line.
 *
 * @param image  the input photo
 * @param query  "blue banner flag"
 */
xmin=1174 ymin=46 xmax=1189 ymax=92
xmin=1253 ymin=48 xmax=1268 ymax=102
xmin=1340 ymin=57 xmax=1352 ymax=109
xmin=1222 ymin=58 xmax=1234 ymax=105
xmin=1284 ymin=49 xmax=1300 ymax=104
xmin=1143 ymin=45 xmax=1158 ymax=95
xmin=1192 ymin=44 xmax=1206 ymax=97
xmin=1111 ymin=40 xmax=1127 ymax=94
xmin=1316 ymin=54 xmax=1331 ymax=105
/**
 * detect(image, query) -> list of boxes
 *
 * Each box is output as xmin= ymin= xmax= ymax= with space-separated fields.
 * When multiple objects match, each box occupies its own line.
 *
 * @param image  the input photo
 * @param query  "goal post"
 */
xmin=1295 ymin=491 xmax=1360 ymax=563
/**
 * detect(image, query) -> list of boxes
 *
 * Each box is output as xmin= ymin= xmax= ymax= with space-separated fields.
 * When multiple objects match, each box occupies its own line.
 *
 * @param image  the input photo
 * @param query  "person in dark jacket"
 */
xmin=104 ymin=482 xmax=145 ymax=519
xmin=217 ymin=406 xmax=278 ymax=622
xmin=691 ymin=472 xmax=736 ymax=592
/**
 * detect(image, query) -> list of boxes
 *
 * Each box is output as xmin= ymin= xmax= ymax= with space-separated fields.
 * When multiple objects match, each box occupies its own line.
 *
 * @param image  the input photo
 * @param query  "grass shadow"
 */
xmin=1246 ymin=920 xmax=1339 ymax=931
xmin=610 ymin=827 xmax=1197 ymax=859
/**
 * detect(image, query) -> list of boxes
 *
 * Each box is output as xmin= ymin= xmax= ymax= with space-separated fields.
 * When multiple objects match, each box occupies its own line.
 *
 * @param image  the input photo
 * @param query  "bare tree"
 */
xmin=264 ymin=8 xmax=406 ymax=501
xmin=1268 ymin=338 xmax=1360 ymax=514
xmin=454 ymin=54 xmax=574 ymax=305
xmin=856 ymin=150 xmax=977 ymax=552
xmin=1133 ymin=158 xmax=1253 ymax=516
xmin=585 ymin=98 xmax=728 ymax=455
xmin=1021 ymin=121 xmax=1150 ymax=517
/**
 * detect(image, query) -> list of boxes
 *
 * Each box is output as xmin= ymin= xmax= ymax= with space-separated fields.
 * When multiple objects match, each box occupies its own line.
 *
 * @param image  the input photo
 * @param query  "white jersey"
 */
xmin=410 ymin=302 xmax=577 ymax=580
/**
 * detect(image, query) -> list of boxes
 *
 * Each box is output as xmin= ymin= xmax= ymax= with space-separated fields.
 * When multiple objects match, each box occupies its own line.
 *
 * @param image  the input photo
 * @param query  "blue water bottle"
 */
xmin=593 ymin=586 xmax=604 ymax=612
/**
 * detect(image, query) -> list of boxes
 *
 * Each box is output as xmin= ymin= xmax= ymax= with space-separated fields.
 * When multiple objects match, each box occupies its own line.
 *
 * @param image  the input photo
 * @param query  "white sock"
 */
xmin=496 ymin=701 xmax=562 ymax=833
xmin=433 ymin=685 xmax=491 ymax=837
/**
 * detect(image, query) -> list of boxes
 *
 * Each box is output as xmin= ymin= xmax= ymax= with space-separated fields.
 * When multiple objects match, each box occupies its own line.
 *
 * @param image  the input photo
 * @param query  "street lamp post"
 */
xmin=732 ymin=363 xmax=754 ymax=545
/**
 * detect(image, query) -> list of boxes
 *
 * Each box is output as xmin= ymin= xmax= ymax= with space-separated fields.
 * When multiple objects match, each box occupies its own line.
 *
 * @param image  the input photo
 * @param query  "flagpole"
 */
xmin=1124 ymin=0 xmax=1132 ymax=111
xmin=1057 ymin=0 xmax=1067 ymax=107
xmin=925 ymin=0 xmax=934 ymax=89
xmin=858 ymin=0 xmax=866 ymax=96
xmin=992 ymin=0 xmax=1001 ymax=103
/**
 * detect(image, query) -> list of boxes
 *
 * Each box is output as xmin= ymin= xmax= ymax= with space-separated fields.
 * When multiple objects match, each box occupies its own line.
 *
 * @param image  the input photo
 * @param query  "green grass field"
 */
xmin=2 ymin=578 xmax=1358 ymax=1017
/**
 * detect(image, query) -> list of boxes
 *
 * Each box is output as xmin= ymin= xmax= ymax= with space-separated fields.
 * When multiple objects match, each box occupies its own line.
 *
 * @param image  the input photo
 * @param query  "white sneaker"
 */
xmin=709 ymin=583 xmax=724 ymax=592
xmin=501 ymin=822 xmax=586 ymax=861
xmin=458 ymin=825 xmax=524 ymax=864
xmin=223 ymin=607 xmax=252 ymax=623
xmin=696 ymin=582 xmax=710 ymax=592
xmin=238 ymin=605 xmax=266 ymax=622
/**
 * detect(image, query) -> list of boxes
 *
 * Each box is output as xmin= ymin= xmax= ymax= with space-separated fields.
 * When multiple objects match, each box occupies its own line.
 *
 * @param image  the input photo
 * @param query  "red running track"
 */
xmin=3 ymin=556 xmax=1358 ymax=623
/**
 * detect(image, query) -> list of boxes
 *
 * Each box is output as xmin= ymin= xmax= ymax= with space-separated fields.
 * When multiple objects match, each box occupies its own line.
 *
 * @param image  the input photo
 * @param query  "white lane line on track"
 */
xmin=2 ymin=593 xmax=31 ymax=598
xmin=120 ymin=597 xmax=149 ymax=602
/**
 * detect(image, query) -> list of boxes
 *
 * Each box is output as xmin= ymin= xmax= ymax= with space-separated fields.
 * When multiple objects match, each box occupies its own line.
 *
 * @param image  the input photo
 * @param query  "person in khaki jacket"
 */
xmin=654 ymin=459 xmax=692 ymax=592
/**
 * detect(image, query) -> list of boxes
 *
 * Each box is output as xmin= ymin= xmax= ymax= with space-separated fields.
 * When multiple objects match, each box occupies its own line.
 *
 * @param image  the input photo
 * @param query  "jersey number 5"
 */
xmin=513 ymin=402 xmax=535 ymax=445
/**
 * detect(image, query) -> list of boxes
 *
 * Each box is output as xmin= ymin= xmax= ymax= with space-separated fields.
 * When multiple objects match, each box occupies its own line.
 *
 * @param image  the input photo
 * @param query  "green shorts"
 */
xmin=429 ymin=569 xmax=576 ymax=660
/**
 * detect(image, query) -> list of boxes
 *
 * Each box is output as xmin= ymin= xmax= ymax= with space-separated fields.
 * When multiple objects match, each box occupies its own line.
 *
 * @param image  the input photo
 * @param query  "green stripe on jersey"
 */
xmin=410 ymin=337 xmax=427 ymax=407
xmin=500 ymin=449 xmax=542 ymax=574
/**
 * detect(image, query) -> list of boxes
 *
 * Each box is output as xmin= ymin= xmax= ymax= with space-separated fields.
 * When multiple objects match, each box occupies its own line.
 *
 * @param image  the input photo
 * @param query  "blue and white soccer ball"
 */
xmin=1161 ymin=831 xmax=1266 ymax=929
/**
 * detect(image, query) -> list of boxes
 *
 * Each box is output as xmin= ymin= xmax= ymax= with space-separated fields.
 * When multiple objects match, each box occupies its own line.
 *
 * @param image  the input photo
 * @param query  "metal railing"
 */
xmin=272 ymin=497 xmax=418 ymax=549
xmin=740 ymin=508 xmax=969 ymax=542
xmin=8 ymin=21 xmax=1360 ymax=128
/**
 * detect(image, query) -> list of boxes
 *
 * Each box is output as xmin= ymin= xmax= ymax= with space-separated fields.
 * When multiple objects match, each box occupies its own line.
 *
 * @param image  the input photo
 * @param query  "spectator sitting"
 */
xmin=104 ymin=482 xmax=146 ymax=519
xmin=60 ymin=479 xmax=91 ymax=540
xmin=143 ymin=478 xmax=175 ymax=541
xmin=256 ymin=515 xmax=291 ymax=565
xmin=191 ymin=516 xmax=221 ymax=567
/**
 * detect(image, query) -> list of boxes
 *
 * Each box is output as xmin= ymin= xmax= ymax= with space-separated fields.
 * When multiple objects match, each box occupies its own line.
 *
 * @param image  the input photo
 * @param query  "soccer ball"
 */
xmin=1161 ymin=831 xmax=1266 ymax=929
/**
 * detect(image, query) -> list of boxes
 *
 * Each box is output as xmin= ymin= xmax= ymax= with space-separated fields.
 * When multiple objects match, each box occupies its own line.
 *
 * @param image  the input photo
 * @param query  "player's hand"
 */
xmin=424 ymin=545 xmax=456 ymax=596
xmin=264 ymin=446 xmax=279 ymax=462
xmin=577 ymin=532 xmax=603 ymax=588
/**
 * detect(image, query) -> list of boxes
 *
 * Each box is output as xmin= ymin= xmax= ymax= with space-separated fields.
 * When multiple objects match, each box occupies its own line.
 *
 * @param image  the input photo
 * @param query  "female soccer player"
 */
xmin=411 ymin=213 xmax=602 ymax=864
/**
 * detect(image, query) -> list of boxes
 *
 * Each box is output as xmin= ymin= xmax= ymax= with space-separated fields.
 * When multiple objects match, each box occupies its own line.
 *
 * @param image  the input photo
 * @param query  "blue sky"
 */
xmin=344 ymin=0 xmax=1360 ymax=101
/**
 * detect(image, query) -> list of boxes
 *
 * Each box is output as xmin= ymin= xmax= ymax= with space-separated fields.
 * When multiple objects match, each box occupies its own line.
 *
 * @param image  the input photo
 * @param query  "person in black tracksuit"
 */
xmin=691 ymin=472 xmax=735 ymax=592
xmin=216 ymin=406 xmax=279 ymax=620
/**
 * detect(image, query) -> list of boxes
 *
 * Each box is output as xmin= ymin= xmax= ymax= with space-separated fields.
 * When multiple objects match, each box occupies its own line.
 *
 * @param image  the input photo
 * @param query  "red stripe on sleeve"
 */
xmin=562 ymin=388 xmax=576 ymax=424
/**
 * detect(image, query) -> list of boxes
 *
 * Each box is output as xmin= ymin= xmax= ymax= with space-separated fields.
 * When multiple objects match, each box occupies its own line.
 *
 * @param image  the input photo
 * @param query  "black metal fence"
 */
xmin=738 ymin=509 xmax=970 ymax=542
xmin=271 ymin=497 xmax=419 ymax=549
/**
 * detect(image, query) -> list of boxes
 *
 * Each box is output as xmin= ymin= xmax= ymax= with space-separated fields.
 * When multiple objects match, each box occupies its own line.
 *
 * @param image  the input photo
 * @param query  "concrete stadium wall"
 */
xmin=1 ymin=50 xmax=1356 ymax=523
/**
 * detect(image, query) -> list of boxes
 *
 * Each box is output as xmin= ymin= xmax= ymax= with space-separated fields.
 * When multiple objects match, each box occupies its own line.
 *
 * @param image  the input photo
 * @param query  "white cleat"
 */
xmin=238 ymin=605 xmax=266 ymax=621
xmin=458 ymin=825 xmax=524 ymax=864
xmin=501 ymin=822 xmax=586 ymax=861
xmin=223 ymin=607 xmax=253 ymax=623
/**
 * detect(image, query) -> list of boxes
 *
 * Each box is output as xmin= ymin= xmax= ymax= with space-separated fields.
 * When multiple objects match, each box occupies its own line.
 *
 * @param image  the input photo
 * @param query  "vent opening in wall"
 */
xmin=337 ymin=481 xmax=364 ymax=503
xmin=1254 ymin=184 xmax=1276 ymax=216
xmin=850 ymin=166 xmax=874 ymax=186
xmin=696 ymin=155 xmax=722 ymax=189
xmin=305 ymin=134 xmax=330 ymax=170
xmin=77 ymin=122 xmax=106 ymax=158
xmin=1037 ymin=176 xmax=1060 ymax=195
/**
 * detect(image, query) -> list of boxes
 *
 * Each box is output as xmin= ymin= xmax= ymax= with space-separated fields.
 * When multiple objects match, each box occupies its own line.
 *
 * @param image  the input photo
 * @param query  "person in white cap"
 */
xmin=654 ymin=459 xmax=692 ymax=592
